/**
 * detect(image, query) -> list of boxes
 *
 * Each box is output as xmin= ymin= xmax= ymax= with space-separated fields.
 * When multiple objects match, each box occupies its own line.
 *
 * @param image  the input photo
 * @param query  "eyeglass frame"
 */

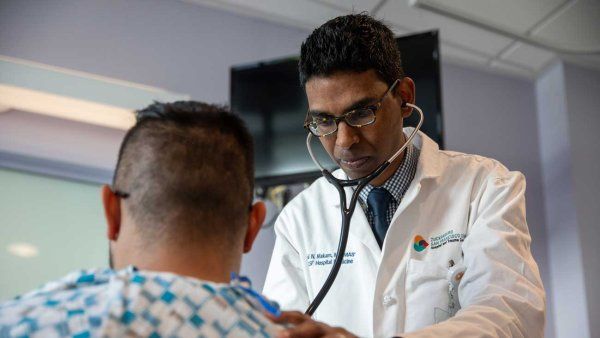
xmin=303 ymin=78 xmax=401 ymax=137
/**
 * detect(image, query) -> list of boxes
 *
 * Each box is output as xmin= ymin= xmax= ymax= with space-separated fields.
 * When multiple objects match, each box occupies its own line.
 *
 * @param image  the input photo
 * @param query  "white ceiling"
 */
xmin=185 ymin=0 xmax=600 ymax=79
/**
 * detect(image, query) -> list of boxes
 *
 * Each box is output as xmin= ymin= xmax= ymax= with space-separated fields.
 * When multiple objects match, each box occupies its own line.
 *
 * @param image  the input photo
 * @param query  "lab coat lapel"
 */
xmin=382 ymin=130 xmax=445 ymax=254
xmin=407 ymin=128 xmax=444 ymax=180
xmin=329 ymin=169 xmax=382 ymax=259
xmin=373 ymin=131 xmax=447 ymax=335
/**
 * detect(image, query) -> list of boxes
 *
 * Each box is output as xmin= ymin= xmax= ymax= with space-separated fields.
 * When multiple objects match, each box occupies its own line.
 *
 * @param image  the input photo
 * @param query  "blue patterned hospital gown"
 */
xmin=0 ymin=267 xmax=282 ymax=337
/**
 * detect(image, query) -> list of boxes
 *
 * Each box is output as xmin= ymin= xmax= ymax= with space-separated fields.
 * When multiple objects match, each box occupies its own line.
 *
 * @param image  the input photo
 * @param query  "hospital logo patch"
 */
xmin=413 ymin=235 xmax=429 ymax=252
xmin=430 ymin=230 xmax=466 ymax=249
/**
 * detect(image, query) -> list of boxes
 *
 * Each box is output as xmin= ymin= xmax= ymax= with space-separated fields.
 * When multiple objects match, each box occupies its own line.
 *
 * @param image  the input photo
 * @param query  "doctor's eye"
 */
xmin=346 ymin=108 xmax=376 ymax=126
xmin=313 ymin=115 xmax=334 ymax=126
xmin=306 ymin=116 xmax=336 ymax=137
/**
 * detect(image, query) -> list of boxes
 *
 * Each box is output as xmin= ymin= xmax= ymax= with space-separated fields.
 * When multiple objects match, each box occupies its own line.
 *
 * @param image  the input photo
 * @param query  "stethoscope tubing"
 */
xmin=304 ymin=103 xmax=424 ymax=316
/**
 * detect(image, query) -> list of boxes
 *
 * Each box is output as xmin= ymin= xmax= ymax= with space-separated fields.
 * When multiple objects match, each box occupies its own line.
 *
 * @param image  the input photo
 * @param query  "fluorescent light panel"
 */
xmin=0 ymin=84 xmax=135 ymax=130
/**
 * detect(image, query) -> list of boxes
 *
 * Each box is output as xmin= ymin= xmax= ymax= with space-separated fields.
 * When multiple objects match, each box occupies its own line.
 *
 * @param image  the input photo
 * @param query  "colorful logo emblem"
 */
xmin=413 ymin=235 xmax=429 ymax=252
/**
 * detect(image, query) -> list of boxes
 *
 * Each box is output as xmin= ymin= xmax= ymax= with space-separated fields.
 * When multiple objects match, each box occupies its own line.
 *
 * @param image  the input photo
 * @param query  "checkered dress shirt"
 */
xmin=0 ymin=267 xmax=281 ymax=337
xmin=358 ymin=142 xmax=420 ymax=229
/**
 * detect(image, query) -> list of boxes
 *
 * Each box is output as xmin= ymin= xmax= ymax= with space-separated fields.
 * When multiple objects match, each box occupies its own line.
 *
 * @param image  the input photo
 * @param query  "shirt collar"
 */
xmin=358 ymin=141 xmax=420 ymax=205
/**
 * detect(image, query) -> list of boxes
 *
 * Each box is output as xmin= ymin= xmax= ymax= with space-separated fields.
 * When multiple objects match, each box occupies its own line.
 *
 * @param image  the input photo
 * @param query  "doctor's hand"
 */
xmin=269 ymin=311 xmax=358 ymax=338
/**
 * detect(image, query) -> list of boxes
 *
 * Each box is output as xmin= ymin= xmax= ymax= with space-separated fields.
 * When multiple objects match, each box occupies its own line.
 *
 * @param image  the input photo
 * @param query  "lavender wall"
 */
xmin=536 ymin=62 xmax=589 ymax=338
xmin=534 ymin=62 xmax=600 ymax=338
xmin=0 ymin=0 xmax=308 ymax=104
xmin=564 ymin=63 xmax=600 ymax=338
xmin=1 ymin=1 xmax=557 ymax=336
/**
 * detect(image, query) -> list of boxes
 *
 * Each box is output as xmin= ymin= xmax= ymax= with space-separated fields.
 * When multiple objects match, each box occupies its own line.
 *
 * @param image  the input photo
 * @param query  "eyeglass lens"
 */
xmin=310 ymin=108 xmax=375 ymax=136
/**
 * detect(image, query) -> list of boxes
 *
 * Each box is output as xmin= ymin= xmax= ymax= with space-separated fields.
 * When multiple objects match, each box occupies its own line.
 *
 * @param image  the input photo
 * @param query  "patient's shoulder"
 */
xmin=0 ymin=268 xmax=283 ymax=337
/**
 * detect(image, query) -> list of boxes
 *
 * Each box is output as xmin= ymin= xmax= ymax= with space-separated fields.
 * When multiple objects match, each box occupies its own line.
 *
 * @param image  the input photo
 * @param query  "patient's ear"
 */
xmin=101 ymin=185 xmax=122 ymax=241
xmin=243 ymin=201 xmax=266 ymax=253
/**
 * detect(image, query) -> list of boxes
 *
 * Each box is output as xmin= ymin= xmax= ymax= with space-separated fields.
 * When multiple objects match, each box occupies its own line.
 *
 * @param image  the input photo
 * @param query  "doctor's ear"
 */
xmin=397 ymin=77 xmax=415 ymax=118
xmin=243 ymin=201 xmax=266 ymax=253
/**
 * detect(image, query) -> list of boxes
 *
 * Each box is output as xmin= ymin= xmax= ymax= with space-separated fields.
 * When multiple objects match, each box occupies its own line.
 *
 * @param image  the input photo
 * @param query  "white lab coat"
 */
xmin=263 ymin=129 xmax=545 ymax=338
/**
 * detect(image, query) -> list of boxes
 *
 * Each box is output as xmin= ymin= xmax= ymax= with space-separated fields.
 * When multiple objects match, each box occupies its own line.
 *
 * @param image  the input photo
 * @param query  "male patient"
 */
xmin=0 ymin=101 xmax=281 ymax=337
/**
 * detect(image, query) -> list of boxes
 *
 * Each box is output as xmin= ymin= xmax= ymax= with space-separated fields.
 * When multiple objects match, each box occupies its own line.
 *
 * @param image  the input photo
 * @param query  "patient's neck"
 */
xmin=114 ymin=236 xmax=242 ymax=284
xmin=142 ymin=247 xmax=239 ymax=283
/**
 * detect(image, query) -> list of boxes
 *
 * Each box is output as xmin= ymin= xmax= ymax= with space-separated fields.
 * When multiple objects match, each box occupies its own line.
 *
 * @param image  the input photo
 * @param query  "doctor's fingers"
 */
xmin=278 ymin=322 xmax=357 ymax=338
xmin=269 ymin=311 xmax=357 ymax=338
xmin=277 ymin=320 xmax=356 ymax=338
xmin=270 ymin=311 xmax=311 ymax=326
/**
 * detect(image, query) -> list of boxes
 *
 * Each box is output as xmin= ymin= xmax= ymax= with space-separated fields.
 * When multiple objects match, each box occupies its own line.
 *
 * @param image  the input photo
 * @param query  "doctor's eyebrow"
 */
xmin=308 ymin=96 xmax=379 ymax=117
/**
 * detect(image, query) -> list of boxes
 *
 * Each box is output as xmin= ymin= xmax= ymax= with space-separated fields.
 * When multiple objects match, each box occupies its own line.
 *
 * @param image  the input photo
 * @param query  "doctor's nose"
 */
xmin=335 ymin=121 xmax=360 ymax=150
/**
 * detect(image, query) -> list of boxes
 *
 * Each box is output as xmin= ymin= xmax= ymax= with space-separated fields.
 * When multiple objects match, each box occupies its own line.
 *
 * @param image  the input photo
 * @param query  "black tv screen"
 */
xmin=231 ymin=31 xmax=442 ymax=184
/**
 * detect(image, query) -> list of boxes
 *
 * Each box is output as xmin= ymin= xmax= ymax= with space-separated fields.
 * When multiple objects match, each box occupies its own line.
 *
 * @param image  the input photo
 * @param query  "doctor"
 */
xmin=263 ymin=14 xmax=546 ymax=338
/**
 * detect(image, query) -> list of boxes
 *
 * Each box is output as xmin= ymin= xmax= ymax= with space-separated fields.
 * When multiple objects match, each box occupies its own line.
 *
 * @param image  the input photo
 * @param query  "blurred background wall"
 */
xmin=1 ymin=1 xmax=599 ymax=337
xmin=0 ymin=169 xmax=107 ymax=296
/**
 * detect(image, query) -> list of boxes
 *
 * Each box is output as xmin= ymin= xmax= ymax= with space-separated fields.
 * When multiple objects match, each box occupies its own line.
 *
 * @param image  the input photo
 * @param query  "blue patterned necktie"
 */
xmin=367 ymin=187 xmax=393 ymax=248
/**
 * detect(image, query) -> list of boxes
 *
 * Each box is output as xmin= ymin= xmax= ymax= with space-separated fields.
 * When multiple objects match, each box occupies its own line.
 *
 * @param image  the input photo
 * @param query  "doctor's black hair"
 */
xmin=299 ymin=13 xmax=403 ymax=86
xmin=113 ymin=101 xmax=254 ymax=244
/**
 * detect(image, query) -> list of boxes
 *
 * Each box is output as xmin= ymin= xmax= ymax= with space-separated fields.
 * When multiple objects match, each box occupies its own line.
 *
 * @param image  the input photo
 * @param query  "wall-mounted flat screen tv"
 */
xmin=231 ymin=31 xmax=442 ymax=185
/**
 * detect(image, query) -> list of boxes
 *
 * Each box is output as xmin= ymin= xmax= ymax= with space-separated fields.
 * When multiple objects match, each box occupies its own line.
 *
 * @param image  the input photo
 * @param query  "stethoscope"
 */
xmin=304 ymin=102 xmax=424 ymax=316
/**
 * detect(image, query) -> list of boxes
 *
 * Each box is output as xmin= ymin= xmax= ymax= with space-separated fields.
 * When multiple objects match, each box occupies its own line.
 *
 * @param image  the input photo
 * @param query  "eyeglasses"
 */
xmin=114 ymin=190 xmax=130 ymax=199
xmin=304 ymin=79 xmax=399 ymax=137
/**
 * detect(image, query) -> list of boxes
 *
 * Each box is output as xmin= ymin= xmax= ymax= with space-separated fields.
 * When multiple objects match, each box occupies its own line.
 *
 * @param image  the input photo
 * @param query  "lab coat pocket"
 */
xmin=404 ymin=258 xmax=449 ymax=332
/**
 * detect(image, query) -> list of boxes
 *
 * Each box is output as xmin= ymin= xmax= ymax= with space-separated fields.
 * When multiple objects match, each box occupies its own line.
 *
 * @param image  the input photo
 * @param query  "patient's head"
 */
xmin=101 ymin=101 xmax=264 ymax=280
